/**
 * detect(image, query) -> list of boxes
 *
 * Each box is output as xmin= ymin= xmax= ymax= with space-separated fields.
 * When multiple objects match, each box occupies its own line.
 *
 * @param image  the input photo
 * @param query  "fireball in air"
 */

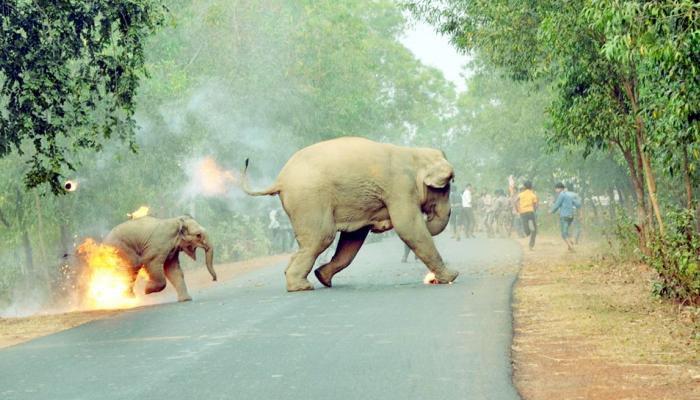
xmin=64 ymin=180 xmax=78 ymax=192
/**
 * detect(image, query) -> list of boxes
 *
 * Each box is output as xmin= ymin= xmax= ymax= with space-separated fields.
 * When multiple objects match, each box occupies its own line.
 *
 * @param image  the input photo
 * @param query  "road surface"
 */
xmin=0 ymin=235 xmax=522 ymax=400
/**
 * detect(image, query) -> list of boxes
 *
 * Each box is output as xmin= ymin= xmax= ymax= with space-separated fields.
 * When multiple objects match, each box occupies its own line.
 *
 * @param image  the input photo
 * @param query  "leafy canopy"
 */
xmin=0 ymin=0 xmax=165 ymax=193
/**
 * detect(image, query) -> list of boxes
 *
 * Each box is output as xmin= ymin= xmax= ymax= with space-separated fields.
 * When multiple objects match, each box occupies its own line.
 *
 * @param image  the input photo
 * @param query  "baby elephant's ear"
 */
xmin=423 ymin=159 xmax=454 ymax=189
xmin=177 ymin=217 xmax=187 ymax=236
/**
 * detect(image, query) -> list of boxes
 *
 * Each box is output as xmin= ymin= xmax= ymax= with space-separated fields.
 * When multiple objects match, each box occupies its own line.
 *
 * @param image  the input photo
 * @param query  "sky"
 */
xmin=400 ymin=20 xmax=472 ymax=92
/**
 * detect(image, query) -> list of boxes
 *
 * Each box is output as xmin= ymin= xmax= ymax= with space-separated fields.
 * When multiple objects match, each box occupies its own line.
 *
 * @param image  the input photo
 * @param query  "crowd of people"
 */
xmin=450 ymin=177 xmax=583 ymax=252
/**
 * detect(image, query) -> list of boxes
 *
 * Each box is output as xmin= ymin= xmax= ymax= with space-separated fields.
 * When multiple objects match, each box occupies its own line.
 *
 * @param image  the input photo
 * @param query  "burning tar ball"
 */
xmin=64 ymin=180 xmax=78 ymax=192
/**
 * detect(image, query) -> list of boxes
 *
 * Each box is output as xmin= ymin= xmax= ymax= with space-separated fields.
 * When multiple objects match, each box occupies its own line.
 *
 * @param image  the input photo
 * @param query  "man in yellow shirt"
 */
xmin=516 ymin=180 xmax=538 ymax=250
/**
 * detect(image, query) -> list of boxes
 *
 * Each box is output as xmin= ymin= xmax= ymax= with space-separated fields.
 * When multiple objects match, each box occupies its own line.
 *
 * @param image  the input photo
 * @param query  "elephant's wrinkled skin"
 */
xmin=104 ymin=216 xmax=216 ymax=302
xmin=243 ymin=136 xmax=459 ymax=292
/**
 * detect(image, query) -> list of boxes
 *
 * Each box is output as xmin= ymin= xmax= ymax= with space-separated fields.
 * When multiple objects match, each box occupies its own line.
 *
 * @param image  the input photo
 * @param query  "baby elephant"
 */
xmin=104 ymin=215 xmax=216 ymax=302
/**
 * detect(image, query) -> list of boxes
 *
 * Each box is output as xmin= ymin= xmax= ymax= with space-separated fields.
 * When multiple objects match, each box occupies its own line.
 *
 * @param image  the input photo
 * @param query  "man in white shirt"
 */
xmin=459 ymin=183 xmax=475 ymax=239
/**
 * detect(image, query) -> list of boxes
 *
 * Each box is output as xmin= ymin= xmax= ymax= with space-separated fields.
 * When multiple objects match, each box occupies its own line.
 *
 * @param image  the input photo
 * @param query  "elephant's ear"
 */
xmin=176 ymin=217 xmax=190 ymax=246
xmin=422 ymin=159 xmax=454 ymax=189
xmin=176 ymin=217 xmax=187 ymax=237
xmin=176 ymin=217 xmax=198 ymax=261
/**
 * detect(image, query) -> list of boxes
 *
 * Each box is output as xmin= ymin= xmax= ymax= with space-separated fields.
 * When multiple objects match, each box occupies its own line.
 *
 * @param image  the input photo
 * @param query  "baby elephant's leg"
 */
xmin=144 ymin=256 xmax=168 ymax=295
xmin=164 ymin=256 xmax=192 ymax=302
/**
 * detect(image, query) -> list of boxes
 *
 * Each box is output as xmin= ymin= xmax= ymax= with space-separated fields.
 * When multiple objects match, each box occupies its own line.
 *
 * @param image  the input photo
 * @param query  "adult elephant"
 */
xmin=104 ymin=215 xmax=216 ymax=302
xmin=242 ymin=136 xmax=458 ymax=292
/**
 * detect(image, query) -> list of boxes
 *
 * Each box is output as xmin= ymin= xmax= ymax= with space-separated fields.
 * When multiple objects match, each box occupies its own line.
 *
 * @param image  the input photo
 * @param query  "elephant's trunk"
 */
xmin=427 ymin=210 xmax=450 ymax=236
xmin=204 ymin=245 xmax=217 ymax=281
xmin=426 ymin=200 xmax=451 ymax=236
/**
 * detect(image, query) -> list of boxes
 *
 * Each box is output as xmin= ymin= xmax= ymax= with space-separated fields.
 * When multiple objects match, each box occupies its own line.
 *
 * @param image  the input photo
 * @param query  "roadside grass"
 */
xmin=512 ymin=235 xmax=699 ymax=400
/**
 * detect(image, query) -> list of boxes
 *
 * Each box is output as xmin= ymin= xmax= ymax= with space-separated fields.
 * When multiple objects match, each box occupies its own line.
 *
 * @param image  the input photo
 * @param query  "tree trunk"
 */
xmin=615 ymin=139 xmax=649 ymax=251
xmin=636 ymin=125 xmax=664 ymax=235
xmin=622 ymin=78 xmax=664 ymax=235
xmin=590 ymin=196 xmax=600 ymax=223
xmin=33 ymin=191 xmax=48 ymax=263
xmin=59 ymin=223 xmax=72 ymax=257
xmin=22 ymin=229 xmax=34 ymax=275
xmin=617 ymin=185 xmax=625 ymax=206
xmin=0 ymin=209 xmax=9 ymax=228
xmin=607 ymin=186 xmax=617 ymax=224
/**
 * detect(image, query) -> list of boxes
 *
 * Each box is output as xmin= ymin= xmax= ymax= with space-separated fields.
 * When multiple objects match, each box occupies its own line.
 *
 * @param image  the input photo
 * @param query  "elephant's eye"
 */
xmin=196 ymin=233 xmax=202 ymax=239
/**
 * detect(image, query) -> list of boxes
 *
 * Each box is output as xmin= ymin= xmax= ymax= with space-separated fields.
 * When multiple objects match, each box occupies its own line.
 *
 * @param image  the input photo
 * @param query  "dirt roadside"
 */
xmin=512 ymin=235 xmax=700 ymax=400
xmin=0 ymin=254 xmax=289 ymax=349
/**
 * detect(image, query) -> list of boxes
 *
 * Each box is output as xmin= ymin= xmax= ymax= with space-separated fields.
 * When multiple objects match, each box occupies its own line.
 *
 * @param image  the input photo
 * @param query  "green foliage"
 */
xmin=406 ymin=0 xmax=700 ymax=305
xmin=646 ymin=209 xmax=700 ymax=304
xmin=606 ymin=209 xmax=643 ymax=262
xmin=446 ymin=67 xmax=555 ymax=187
xmin=585 ymin=0 xmax=700 ymax=178
xmin=405 ymin=0 xmax=699 ymax=184
xmin=0 ymin=0 xmax=166 ymax=193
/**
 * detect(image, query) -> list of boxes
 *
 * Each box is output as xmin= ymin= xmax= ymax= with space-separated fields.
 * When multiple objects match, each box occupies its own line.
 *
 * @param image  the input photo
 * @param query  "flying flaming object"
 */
xmin=195 ymin=157 xmax=238 ymax=196
xmin=128 ymin=206 xmax=150 ymax=220
xmin=64 ymin=180 xmax=78 ymax=192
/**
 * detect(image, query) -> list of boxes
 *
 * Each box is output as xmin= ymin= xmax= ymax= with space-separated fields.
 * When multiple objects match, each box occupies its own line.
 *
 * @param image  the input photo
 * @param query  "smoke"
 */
xmin=0 ymin=288 xmax=48 ymax=317
xmin=143 ymin=80 xmax=296 ymax=211
xmin=180 ymin=156 xmax=242 ymax=201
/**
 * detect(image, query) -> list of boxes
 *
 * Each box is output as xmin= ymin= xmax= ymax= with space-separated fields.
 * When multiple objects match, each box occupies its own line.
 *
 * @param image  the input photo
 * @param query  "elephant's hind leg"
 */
xmin=314 ymin=226 xmax=370 ymax=287
xmin=164 ymin=256 xmax=192 ymax=302
xmin=285 ymin=233 xmax=335 ymax=292
xmin=282 ymin=195 xmax=336 ymax=292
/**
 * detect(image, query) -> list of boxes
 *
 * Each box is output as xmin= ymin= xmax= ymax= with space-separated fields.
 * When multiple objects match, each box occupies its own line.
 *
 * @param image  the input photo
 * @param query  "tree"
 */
xmin=0 ymin=0 xmax=165 ymax=193
xmin=404 ymin=0 xmax=700 ymax=243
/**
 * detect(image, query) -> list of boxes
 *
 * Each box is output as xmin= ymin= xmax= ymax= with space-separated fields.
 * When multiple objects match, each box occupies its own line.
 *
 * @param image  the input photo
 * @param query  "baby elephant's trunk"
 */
xmin=205 ymin=246 xmax=217 ymax=281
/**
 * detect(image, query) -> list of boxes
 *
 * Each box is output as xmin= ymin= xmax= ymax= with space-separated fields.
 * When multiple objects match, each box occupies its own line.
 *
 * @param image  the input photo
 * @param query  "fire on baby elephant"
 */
xmin=76 ymin=239 xmax=143 ymax=310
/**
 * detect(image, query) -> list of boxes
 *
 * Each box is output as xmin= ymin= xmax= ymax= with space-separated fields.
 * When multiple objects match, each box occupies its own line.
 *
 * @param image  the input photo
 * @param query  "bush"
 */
xmin=606 ymin=210 xmax=642 ymax=263
xmin=645 ymin=209 xmax=700 ymax=305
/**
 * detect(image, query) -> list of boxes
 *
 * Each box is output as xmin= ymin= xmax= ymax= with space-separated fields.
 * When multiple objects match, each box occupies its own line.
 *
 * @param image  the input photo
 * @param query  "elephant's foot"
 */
xmin=145 ymin=280 xmax=167 ymax=295
xmin=434 ymin=268 xmax=459 ymax=284
xmin=314 ymin=268 xmax=333 ymax=288
xmin=286 ymin=278 xmax=315 ymax=292
xmin=177 ymin=295 xmax=193 ymax=302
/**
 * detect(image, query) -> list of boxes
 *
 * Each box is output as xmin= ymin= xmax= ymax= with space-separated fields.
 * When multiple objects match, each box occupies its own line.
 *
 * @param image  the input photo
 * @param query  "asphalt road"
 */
xmin=0 ymin=235 xmax=522 ymax=400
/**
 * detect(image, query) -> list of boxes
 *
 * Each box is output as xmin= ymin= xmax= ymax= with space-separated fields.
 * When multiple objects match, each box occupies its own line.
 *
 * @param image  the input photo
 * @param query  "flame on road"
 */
xmin=77 ymin=239 xmax=140 ymax=310
xmin=196 ymin=157 xmax=238 ymax=196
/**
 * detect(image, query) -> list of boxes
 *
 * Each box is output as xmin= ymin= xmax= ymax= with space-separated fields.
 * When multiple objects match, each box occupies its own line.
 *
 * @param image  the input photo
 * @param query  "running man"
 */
xmin=550 ymin=182 xmax=582 ymax=251
xmin=516 ymin=180 xmax=538 ymax=250
xmin=460 ymin=183 xmax=475 ymax=239
xmin=492 ymin=189 xmax=511 ymax=237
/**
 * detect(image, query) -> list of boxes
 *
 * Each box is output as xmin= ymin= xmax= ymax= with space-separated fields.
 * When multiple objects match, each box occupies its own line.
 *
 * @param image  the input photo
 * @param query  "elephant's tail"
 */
xmin=241 ymin=158 xmax=280 ymax=196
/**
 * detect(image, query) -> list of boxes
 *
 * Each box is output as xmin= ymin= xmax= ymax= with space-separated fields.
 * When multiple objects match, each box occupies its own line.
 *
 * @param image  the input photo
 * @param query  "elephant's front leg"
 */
xmin=164 ymin=256 xmax=192 ymax=302
xmin=314 ymin=226 xmax=370 ymax=287
xmin=388 ymin=203 xmax=459 ymax=284
xmin=144 ymin=255 xmax=168 ymax=295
